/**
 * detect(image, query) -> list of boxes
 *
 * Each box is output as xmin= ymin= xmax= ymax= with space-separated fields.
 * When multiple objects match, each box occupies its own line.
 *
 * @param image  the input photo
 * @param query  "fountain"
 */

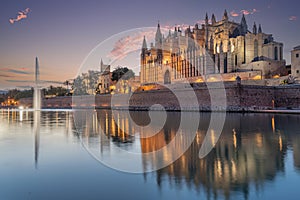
xmin=33 ymin=57 xmax=40 ymax=168
xmin=34 ymin=57 xmax=41 ymax=111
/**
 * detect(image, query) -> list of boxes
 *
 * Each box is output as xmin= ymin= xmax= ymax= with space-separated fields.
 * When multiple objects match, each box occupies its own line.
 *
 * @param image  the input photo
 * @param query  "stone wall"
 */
xmin=19 ymin=96 xmax=72 ymax=109
xmin=18 ymin=83 xmax=300 ymax=111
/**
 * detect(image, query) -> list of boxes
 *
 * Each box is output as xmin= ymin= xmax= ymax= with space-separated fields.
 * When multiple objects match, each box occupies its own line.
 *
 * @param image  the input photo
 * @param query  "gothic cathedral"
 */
xmin=140 ymin=11 xmax=286 ymax=85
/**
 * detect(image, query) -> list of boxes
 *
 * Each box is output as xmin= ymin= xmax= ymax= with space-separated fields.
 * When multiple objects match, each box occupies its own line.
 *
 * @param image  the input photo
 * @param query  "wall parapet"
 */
xmin=18 ymin=84 xmax=300 ymax=111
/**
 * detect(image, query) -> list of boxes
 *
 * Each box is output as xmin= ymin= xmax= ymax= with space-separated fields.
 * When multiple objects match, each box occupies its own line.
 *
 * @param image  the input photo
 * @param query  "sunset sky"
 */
xmin=0 ymin=0 xmax=299 ymax=89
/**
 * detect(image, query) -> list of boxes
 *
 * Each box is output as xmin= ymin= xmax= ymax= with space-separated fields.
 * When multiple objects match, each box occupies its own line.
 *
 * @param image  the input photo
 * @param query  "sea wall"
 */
xmin=18 ymin=83 xmax=300 ymax=111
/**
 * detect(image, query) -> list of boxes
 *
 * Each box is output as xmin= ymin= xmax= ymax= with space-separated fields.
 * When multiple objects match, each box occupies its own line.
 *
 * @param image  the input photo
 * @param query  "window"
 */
xmin=296 ymin=54 xmax=299 ymax=58
xmin=274 ymin=47 xmax=278 ymax=61
xmin=297 ymin=70 xmax=299 ymax=74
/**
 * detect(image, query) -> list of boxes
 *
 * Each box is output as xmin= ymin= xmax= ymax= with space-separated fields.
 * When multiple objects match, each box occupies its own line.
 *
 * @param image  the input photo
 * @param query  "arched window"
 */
xmin=164 ymin=70 xmax=171 ymax=84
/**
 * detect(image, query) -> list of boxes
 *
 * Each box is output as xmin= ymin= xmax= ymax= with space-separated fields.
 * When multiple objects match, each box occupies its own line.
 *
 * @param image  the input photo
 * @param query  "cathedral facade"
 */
xmin=140 ymin=11 xmax=286 ymax=85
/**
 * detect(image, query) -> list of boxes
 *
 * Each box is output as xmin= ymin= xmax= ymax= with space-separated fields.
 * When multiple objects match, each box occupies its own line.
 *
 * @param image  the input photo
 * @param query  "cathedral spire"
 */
xmin=142 ymin=36 xmax=147 ymax=49
xmin=100 ymin=58 xmax=103 ymax=72
xmin=253 ymin=22 xmax=257 ymax=34
xmin=100 ymin=58 xmax=104 ymax=72
xmin=205 ymin=13 xmax=209 ymax=25
xmin=223 ymin=9 xmax=228 ymax=20
xmin=212 ymin=14 xmax=216 ymax=25
xmin=240 ymin=14 xmax=248 ymax=35
xmin=258 ymin=24 xmax=262 ymax=33
xmin=155 ymin=21 xmax=162 ymax=48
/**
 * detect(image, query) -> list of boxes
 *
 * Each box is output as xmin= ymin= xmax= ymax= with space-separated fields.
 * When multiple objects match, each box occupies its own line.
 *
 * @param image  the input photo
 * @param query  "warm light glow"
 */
xmin=273 ymin=75 xmax=280 ymax=79
xmin=252 ymin=75 xmax=261 ymax=80
xmin=207 ymin=77 xmax=221 ymax=82
xmin=271 ymin=116 xmax=276 ymax=133
xmin=210 ymin=129 xmax=216 ymax=146
xmin=233 ymin=129 xmax=237 ymax=148
xmin=216 ymin=159 xmax=222 ymax=177
xmin=229 ymin=76 xmax=237 ymax=81
xmin=255 ymin=133 xmax=263 ymax=148
xmin=279 ymin=135 xmax=283 ymax=151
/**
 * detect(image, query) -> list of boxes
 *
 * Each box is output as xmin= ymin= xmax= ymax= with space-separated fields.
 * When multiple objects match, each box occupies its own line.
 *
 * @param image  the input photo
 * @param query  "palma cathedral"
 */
xmin=140 ymin=11 xmax=286 ymax=85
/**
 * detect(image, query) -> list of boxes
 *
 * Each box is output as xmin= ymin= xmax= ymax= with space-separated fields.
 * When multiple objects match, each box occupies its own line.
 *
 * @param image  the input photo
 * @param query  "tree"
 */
xmin=45 ymin=85 xmax=68 ymax=96
xmin=88 ymin=70 xmax=99 ymax=91
xmin=111 ymin=67 xmax=135 ymax=82
xmin=72 ymin=75 xmax=88 ymax=95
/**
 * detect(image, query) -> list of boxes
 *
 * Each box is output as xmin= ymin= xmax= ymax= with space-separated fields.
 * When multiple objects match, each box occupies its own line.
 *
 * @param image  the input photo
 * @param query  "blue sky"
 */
xmin=0 ymin=0 xmax=299 ymax=89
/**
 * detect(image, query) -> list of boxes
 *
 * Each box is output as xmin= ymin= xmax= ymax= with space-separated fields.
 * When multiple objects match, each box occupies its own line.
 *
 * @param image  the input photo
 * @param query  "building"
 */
xmin=291 ymin=45 xmax=300 ymax=79
xmin=96 ymin=59 xmax=112 ymax=94
xmin=96 ymin=60 xmax=141 ymax=94
xmin=140 ymin=11 xmax=286 ymax=85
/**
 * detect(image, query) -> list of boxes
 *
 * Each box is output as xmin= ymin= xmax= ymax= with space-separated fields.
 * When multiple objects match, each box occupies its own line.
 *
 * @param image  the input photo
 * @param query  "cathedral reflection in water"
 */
xmin=75 ymin=109 xmax=300 ymax=199
xmin=2 ymin=109 xmax=300 ymax=199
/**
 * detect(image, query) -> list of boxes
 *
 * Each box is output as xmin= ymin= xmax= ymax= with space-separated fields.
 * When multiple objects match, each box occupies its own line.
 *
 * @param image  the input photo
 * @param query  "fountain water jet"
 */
xmin=34 ymin=57 xmax=41 ymax=111
xmin=33 ymin=57 xmax=40 ymax=169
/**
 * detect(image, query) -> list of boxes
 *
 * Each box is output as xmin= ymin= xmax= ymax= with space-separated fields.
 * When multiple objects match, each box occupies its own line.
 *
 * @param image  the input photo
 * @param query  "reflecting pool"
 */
xmin=1 ymin=109 xmax=300 ymax=199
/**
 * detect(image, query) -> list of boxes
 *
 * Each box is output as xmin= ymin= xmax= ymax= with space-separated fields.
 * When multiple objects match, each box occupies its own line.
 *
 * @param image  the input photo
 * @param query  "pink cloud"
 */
xmin=241 ymin=10 xmax=250 ymax=15
xmin=230 ymin=11 xmax=239 ymax=17
xmin=230 ymin=9 xmax=258 ymax=17
xmin=108 ymin=24 xmax=187 ymax=61
xmin=9 ymin=8 xmax=30 ymax=24
xmin=289 ymin=16 xmax=297 ymax=21
xmin=108 ymin=29 xmax=156 ymax=61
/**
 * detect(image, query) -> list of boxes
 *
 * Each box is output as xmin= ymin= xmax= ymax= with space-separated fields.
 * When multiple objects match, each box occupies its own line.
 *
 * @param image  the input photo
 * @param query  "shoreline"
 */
xmin=1 ymin=106 xmax=300 ymax=114
xmin=14 ymin=83 xmax=300 ymax=114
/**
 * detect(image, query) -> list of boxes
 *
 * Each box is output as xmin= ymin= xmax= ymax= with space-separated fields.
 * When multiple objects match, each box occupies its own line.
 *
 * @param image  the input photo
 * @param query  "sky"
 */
xmin=0 ymin=0 xmax=299 ymax=89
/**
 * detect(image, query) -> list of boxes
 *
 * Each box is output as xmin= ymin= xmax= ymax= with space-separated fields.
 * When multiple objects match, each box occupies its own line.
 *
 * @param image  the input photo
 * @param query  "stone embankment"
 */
xmin=18 ymin=82 xmax=300 ymax=112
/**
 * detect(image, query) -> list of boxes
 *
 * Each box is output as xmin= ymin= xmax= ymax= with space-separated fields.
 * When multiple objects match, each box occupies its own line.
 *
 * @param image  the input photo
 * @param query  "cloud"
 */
xmin=108 ymin=29 xmax=156 ymax=61
xmin=5 ymin=80 xmax=32 ymax=83
xmin=0 ymin=67 xmax=31 ymax=75
xmin=8 ymin=69 xmax=31 ymax=75
xmin=230 ymin=11 xmax=239 ymax=17
xmin=289 ymin=16 xmax=297 ymax=21
xmin=5 ymin=80 xmax=33 ymax=83
xmin=108 ymin=23 xmax=192 ymax=61
xmin=230 ymin=9 xmax=258 ymax=17
xmin=9 ymin=8 xmax=30 ymax=24
xmin=0 ymin=74 xmax=12 ymax=78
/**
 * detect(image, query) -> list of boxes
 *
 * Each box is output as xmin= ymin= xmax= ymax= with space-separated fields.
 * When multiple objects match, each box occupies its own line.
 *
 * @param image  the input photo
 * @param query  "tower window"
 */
xmin=297 ymin=70 xmax=299 ymax=74
xmin=274 ymin=47 xmax=278 ymax=61
xmin=296 ymin=53 xmax=299 ymax=58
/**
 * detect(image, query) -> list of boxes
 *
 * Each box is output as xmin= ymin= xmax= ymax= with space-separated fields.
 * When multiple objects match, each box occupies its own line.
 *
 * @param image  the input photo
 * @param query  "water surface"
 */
xmin=1 ymin=109 xmax=300 ymax=200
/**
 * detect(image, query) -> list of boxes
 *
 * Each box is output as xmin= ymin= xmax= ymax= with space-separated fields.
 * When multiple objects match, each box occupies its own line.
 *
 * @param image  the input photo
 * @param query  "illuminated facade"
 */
xmin=291 ymin=45 xmax=300 ymax=79
xmin=96 ymin=59 xmax=112 ymax=94
xmin=140 ymin=11 xmax=286 ymax=84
